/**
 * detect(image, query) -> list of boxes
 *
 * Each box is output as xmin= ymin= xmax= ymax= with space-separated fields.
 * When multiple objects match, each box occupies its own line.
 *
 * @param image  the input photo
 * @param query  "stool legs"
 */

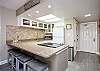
xmin=17 ymin=60 xmax=27 ymax=71
xmin=11 ymin=56 xmax=14 ymax=71
xmin=8 ymin=53 xmax=10 ymax=64
xmin=16 ymin=58 xmax=19 ymax=71
xmin=8 ymin=53 xmax=13 ymax=64
xmin=23 ymin=63 xmax=26 ymax=71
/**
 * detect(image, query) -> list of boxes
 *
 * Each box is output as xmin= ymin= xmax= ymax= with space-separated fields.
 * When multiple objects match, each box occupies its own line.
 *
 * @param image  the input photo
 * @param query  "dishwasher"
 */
xmin=68 ymin=46 xmax=74 ymax=61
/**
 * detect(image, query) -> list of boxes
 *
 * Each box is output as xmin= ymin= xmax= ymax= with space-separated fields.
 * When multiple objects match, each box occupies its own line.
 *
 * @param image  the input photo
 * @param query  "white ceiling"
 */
xmin=51 ymin=0 xmax=100 ymax=22
xmin=0 ymin=0 xmax=100 ymax=22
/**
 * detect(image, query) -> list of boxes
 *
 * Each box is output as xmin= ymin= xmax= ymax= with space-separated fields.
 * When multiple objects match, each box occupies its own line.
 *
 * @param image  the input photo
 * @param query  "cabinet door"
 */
xmin=52 ymin=24 xmax=54 ymax=32
xmin=23 ymin=19 xmax=30 ymax=26
xmin=38 ymin=23 xmax=43 ymax=28
xmin=32 ymin=21 xmax=37 ymax=27
xmin=44 ymin=24 xmax=48 ymax=29
xmin=48 ymin=24 xmax=51 ymax=32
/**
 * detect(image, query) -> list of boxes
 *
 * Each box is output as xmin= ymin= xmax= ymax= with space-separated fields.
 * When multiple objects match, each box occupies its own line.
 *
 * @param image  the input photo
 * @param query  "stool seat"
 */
xmin=17 ymin=54 xmax=32 ymax=63
xmin=8 ymin=49 xmax=22 ymax=57
xmin=27 ymin=59 xmax=48 ymax=71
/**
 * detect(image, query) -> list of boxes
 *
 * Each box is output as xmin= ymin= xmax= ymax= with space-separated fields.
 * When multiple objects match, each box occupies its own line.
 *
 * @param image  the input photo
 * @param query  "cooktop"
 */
xmin=38 ymin=43 xmax=63 ymax=48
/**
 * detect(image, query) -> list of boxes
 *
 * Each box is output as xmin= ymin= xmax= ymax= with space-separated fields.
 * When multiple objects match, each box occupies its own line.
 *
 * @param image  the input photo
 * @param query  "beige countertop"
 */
xmin=7 ymin=40 xmax=67 ymax=58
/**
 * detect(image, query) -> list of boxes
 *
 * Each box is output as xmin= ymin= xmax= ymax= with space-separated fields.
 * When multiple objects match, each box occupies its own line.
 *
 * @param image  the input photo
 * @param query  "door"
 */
xmin=80 ymin=22 xmax=97 ymax=53
xmin=73 ymin=22 xmax=77 ymax=56
xmin=76 ymin=23 xmax=80 ymax=51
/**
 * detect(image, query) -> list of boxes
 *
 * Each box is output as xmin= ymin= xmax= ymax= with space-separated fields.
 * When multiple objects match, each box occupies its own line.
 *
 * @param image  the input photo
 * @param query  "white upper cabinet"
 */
xmin=17 ymin=17 xmax=54 ymax=33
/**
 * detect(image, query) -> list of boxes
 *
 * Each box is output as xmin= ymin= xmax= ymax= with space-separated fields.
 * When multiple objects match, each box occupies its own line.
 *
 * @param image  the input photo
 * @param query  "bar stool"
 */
xmin=16 ymin=54 xmax=33 ymax=71
xmin=26 ymin=59 xmax=48 ymax=71
xmin=8 ymin=49 xmax=23 ymax=70
xmin=8 ymin=49 xmax=14 ymax=64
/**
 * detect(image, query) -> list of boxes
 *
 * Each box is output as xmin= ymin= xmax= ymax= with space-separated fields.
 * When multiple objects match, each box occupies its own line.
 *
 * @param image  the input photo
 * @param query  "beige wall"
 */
xmin=64 ymin=18 xmax=78 ymax=56
xmin=64 ymin=19 xmax=76 ymax=46
xmin=0 ymin=6 xmax=17 ymax=61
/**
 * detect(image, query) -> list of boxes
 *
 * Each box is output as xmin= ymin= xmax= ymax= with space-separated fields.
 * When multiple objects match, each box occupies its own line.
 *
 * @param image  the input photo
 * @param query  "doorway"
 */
xmin=79 ymin=22 xmax=97 ymax=53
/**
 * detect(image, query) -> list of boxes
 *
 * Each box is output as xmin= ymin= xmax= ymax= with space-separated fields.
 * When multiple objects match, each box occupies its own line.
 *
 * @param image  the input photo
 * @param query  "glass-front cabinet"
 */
xmin=44 ymin=24 xmax=48 ymax=29
xmin=48 ymin=24 xmax=51 ymax=32
xmin=52 ymin=24 xmax=54 ymax=32
xmin=38 ymin=23 xmax=43 ymax=28
xmin=45 ymin=24 xmax=54 ymax=33
xmin=18 ymin=17 xmax=54 ymax=33
xmin=23 ymin=19 xmax=30 ymax=26
xmin=32 ymin=21 xmax=37 ymax=27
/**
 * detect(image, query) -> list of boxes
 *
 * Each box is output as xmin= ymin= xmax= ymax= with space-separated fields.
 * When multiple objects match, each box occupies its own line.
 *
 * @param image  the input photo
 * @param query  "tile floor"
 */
xmin=66 ymin=51 xmax=100 ymax=71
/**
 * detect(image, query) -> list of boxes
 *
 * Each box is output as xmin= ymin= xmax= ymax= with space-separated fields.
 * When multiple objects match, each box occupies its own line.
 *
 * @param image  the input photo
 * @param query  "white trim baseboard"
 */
xmin=0 ymin=60 xmax=8 ymax=65
xmin=76 ymin=50 xmax=100 ymax=55
xmin=96 ymin=52 xmax=100 ymax=55
xmin=76 ymin=50 xmax=95 ymax=53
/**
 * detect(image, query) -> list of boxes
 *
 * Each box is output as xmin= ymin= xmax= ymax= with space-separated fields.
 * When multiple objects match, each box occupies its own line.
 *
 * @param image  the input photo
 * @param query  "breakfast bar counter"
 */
xmin=7 ymin=40 xmax=67 ymax=58
xmin=7 ymin=40 xmax=68 ymax=71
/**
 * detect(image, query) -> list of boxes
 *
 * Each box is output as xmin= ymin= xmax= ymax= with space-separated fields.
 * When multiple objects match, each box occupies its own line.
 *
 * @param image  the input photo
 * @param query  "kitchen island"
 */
xmin=7 ymin=40 xmax=68 ymax=71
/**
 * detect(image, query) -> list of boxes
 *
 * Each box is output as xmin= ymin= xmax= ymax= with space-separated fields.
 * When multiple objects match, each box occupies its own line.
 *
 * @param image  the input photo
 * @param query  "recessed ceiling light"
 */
xmin=36 ymin=11 xmax=39 ymax=13
xmin=44 ymin=17 xmax=61 ymax=22
xmin=84 ymin=14 xmax=91 ymax=17
xmin=27 ymin=14 xmax=31 ymax=16
xmin=48 ymin=5 xmax=51 ymax=8
xmin=36 ymin=14 xmax=56 ymax=21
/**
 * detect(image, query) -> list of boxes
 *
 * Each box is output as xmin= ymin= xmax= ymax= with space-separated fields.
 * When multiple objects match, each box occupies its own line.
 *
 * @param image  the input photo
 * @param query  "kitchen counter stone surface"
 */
xmin=7 ymin=40 xmax=67 ymax=58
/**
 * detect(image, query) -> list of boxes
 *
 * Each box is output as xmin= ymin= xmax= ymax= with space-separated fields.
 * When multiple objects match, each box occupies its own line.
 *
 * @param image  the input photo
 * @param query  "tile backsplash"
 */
xmin=6 ymin=25 xmax=45 ymax=41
